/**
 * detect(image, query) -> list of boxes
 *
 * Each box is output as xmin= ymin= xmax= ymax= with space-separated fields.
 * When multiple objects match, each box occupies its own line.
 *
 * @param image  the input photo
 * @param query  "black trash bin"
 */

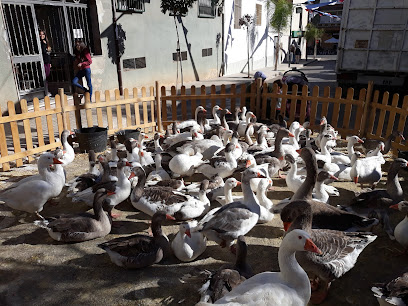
xmin=115 ymin=128 xmax=141 ymax=144
xmin=74 ymin=126 xmax=108 ymax=153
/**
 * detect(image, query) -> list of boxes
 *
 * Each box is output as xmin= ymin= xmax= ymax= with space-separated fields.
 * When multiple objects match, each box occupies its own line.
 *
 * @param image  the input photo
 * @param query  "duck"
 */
xmin=345 ymin=158 xmax=408 ymax=239
xmin=371 ymin=271 xmax=408 ymax=306
xmin=192 ymin=168 xmax=265 ymax=251
xmin=169 ymin=148 xmax=204 ymax=177
xmin=390 ymin=201 xmax=408 ymax=252
xmin=0 ymin=152 xmax=65 ymax=219
xmin=34 ymin=188 xmax=113 ymax=242
xmin=131 ymin=167 xmax=210 ymax=220
xmin=195 ymin=143 xmax=238 ymax=179
xmin=362 ymin=130 xmax=405 ymax=155
xmin=280 ymin=200 xmax=377 ymax=304
xmin=146 ymin=153 xmax=171 ymax=182
xmin=98 ymin=211 xmax=175 ymax=268
xmin=196 ymin=229 xmax=322 ymax=306
xmin=59 ymin=130 xmax=75 ymax=165
xmin=255 ymin=178 xmax=274 ymax=223
xmin=215 ymin=178 xmax=242 ymax=206
xmin=171 ymin=220 xmax=207 ymax=262
xmin=196 ymin=236 xmax=253 ymax=303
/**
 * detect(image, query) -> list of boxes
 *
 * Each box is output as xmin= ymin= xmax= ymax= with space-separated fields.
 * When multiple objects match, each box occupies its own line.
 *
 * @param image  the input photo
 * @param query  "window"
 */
xmin=198 ymin=0 xmax=216 ymax=18
xmin=255 ymin=4 xmax=262 ymax=26
xmin=173 ymin=51 xmax=188 ymax=61
xmin=202 ymin=48 xmax=213 ymax=57
xmin=123 ymin=57 xmax=146 ymax=70
xmin=116 ymin=0 xmax=145 ymax=13
xmin=234 ymin=0 xmax=242 ymax=29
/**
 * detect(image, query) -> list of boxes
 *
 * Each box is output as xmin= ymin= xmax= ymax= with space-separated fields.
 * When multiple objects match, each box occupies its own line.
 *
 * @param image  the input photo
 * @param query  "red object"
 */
xmin=75 ymin=48 xmax=92 ymax=69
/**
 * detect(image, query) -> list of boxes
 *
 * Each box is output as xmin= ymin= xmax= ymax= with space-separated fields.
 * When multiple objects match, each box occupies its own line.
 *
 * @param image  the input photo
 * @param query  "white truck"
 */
xmin=336 ymin=0 xmax=408 ymax=90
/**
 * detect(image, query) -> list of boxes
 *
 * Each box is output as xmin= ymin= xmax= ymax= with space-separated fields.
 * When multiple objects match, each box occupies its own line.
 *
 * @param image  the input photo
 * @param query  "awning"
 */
xmin=324 ymin=37 xmax=339 ymax=43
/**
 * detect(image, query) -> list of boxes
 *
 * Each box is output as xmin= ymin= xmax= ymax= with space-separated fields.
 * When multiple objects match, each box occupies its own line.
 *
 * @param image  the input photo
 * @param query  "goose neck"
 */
xmin=387 ymin=164 xmax=402 ymax=199
xmin=224 ymin=185 xmax=234 ymax=204
xmin=241 ymin=180 xmax=260 ymax=214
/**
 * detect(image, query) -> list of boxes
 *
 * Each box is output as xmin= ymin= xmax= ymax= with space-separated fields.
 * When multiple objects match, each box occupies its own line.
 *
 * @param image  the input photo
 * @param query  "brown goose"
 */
xmin=197 ymin=236 xmax=254 ymax=303
xmin=372 ymin=271 xmax=408 ymax=305
xmin=35 ymin=188 xmax=113 ymax=242
xmin=281 ymin=200 xmax=377 ymax=304
xmin=98 ymin=211 xmax=175 ymax=269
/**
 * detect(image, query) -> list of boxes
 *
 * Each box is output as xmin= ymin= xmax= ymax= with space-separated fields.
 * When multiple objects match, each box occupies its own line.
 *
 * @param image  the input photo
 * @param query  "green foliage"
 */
xmin=160 ymin=0 xmax=197 ymax=16
xmin=304 ymin=23 xmax=324 ymax=41
xmin=269 ymin=0 xmax=292 ymax=32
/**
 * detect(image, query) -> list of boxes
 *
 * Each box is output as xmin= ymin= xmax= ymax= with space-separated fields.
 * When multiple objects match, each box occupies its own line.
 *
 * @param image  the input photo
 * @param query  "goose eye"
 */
xmin=298 ymin=236 xmax=302 ymax=240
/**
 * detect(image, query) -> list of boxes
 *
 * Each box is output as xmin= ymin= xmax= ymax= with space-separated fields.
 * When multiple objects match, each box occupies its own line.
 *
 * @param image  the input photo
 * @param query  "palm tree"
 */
xmin=268 ymin=0 xmax=292 ymax=71
xmin=305 ymin=23 xmax=324 ymax=59
xmin=160 ymin=0 xmax=197 ymax=87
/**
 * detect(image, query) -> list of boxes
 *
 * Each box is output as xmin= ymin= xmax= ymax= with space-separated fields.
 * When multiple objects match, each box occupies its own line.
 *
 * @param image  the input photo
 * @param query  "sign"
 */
xmin=354 ymin=40 xmax=368 ymax=48
xmin=73 ymin=28 xmax=83 ymax=39
xmin=292 ymin=31 xmax=303 ymax=38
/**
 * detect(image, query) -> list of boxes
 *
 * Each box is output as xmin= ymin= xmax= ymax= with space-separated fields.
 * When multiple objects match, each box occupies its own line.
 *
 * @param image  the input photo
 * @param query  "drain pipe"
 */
xmin=111 ymin=0 xmax=123 ymax=95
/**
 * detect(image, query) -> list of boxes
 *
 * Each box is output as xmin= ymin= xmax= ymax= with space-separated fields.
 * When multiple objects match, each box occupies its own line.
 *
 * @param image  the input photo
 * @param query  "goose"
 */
xmin=0 ymin=152 xmax=65 ymax=219
xmin=196 ymin=236 xmax=253 ymax=303
xmin=196 ymin=229 xmax=322 ymax=306
xmin=371 ymin=271 xmax=408 ymax=306
xmin=171 ymin=220 xmax=207 ymax=262
xmin=254 ymin=128 xmax=294 ymax=163
xmin=255 ymin=178 xmax=274 ymax=223
xmin=280 ymin=200 xmax=377 ymax=304
xmin=109 ymin=136 xmax=119 ymax=165
xmin=215 ymin=178 xmax=242 ymax=205
xmin=362 ymin=130 xmax=405 ymax=155
xmin=243 ymin=154 xmax=276 ymax=192
xmin=176 ymin=131 xmax=224 ymax=161
xmin=237 ymin=111 xmax=256 ymax=137
xmin=60 ymin=130 xmax=75 ymax=165
xmin=195 ymin=143 xmax=238 ymax=179
xmin=315 ymin=134 xmax=334 ymax=164
xmin=138 ymin=145 xmax=154 ymax=166
xmin=176 ymin=106 xmax=207 ymax=131
xmin=350 ymin=153 xmax=384 ymax=189
xmin=192 ymin=168 xmax=265 ymax=251
xmin=329 ymin=135 xmax=364 ymax=165
xmin=226 ymin=107 xmax=241 ymax=128
xmin=169 ymin=148 xmax=204 ymax=177
xmin=98 ymin=211 xmax=175 ymax=268
xmin=207 ymin=105 xmax=223 ymax=126
xmin=313 ymin=171 xmax=339 ymax=204
xmin=240 ymin=106 xmax=247 ymax=121
xmin=285 ymin=154 xmax=305 ymax=193
xmin=131 ymin=167 xmax=210 ymax=220
xmin=34 ymin=188 xmax=112 ymax=242
xmin=152 ymin=178 xmax=185 ymax=190
xmin=146 ymin=153 xmax=171 ymax=182
xmin=367 ymin=141 xmax=385 ymax=157
xmin=390 ymin=201 xmax=408 ymax=252
xmin=67 ymin=150 xmax=100 ymax=194
xmin=345 ymin=158 xmax=408 ymax=239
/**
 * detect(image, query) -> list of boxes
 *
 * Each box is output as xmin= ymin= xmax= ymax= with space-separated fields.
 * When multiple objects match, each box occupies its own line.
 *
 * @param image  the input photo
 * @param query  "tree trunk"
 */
xmin=174 ymin=16 xmax=183 ymax=88
xmin=274 ymin=34 xmax=280 ymax=71
xmin=313 ymin=40 xmax=317 ymax=59
xmin=247 ymin=28 xmax=250 ymax=78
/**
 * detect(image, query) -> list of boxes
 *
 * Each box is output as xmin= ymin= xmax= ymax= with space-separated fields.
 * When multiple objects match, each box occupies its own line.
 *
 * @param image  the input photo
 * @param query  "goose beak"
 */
xmin=390 ymin=204 xmax=399 ymax=210
xmin=279 ymin=156 xmax=284 ymax=161
xmin=203 ymin=109 xmax=207 ymax=113
xmin=283 ymin=222 xmax=291 ymax=232
xmin=107 ymin=191 xmax=116 ymax=196
xmin=53 ymin=158 xmax=63 ymax=164
xmin=353 ymin=176 xmax=358 ymax=184
xmin=227 ymin=110 xmax=232 ymax=114
xmin=144 ymin=135 xmax=149 ymax=139
xmin=304 ymin=238 xmax=322 ymax=255
xmin=257 ymin=172 xmax=266 ymax=178
xmin=236 ymin=181 xmax=242 ymax=186
xmin=320 ymin=119 xmax=324 ymax=125
xmin=251 ymin=114 xmax=256 ymax=118
xmin=140 ymin=151 xmax=144 ymax=157
xmin=288 ymin=132 xmax=295 ymax=137
xmin=128 ymin=172 xmax=136 ymax=180
xmin=330 ymin=175 xmax=339 ymax=181
xmin=219 ymin=107 xmax=223 ymax=111
xmin=296 ymin=149 xmax=301 ymax=153
xmin=246 ymin=160 xmax=251 ymax=168
xmin=69 ymin=131 xmax=75 ymax=135
xmin=159 ymin=134 xmax=164 ymax=138
xmin=166 ymin=214 xmax=176 ymax=220
xmin=358 ymin=138 xmax=364 ymax=143
xmin=185 ymin=229 xmax=191 ymax=238
xmin=194 ymin=133 xmax=198 ymax=137
xmin=235 ymin=145 xmax=240 ymax=149
xmin=125 ymin=161 xmax=132 ymax=167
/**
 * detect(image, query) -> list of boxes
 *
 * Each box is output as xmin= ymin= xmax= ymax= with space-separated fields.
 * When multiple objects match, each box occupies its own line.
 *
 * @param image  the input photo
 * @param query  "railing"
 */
xmin=1 ymin=80 xmax=408 ymax=171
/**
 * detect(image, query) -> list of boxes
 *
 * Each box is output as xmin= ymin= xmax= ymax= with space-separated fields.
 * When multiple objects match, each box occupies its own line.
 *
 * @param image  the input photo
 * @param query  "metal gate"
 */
xmin=2 ymin=1 xmax=92 ymax=100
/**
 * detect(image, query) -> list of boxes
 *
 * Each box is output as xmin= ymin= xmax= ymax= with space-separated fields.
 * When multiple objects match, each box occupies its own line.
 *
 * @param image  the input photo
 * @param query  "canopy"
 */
xmin=324 ymin=37 xmax=339 ymax=43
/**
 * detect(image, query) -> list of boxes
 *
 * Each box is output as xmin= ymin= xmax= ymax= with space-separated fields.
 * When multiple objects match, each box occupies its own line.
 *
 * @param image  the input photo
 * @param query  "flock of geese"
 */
xmin=0 ymin=105 xmax=408 ymax=305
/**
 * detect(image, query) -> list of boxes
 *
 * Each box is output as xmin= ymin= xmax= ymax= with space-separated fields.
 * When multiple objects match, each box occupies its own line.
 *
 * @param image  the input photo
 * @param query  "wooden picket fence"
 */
xmin=1 ymin=80 xmax=408 ymax=171
xmin=0 ymin=85 xmax=158 ymax=171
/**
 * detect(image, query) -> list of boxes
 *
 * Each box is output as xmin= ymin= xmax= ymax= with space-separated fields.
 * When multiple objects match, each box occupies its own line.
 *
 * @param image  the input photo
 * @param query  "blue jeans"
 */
xmin=72 ymin=68 xmax=92 ymax=97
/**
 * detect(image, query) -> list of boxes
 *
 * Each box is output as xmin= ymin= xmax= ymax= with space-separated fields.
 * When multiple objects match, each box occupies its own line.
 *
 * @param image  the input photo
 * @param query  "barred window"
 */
xmin=123 ymin=57 xmax=146 ymax=70
xmin=198 ymin=0 xmax=216 ymax=18
xmin=116 ymin=0 xmax=145 ymax=13
xmin=234 ymin=0 xmax=242 ymax=29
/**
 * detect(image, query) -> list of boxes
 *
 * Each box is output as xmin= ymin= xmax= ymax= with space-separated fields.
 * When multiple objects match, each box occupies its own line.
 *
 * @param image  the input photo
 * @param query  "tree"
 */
xmin=304 ymin=23 xmax=324 ymax=59
xmin=268 ymin=0 xmax=292 ymax=71
xmin=160 ymin=0 xmax=197 ymax=87
xmin=239 ymin=14 xmax=254 ymax=78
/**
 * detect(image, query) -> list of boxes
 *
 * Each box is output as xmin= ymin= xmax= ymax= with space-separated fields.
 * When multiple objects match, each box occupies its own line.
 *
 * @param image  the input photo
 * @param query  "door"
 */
xmin=2 ymin=3 xmax=45 ymax=100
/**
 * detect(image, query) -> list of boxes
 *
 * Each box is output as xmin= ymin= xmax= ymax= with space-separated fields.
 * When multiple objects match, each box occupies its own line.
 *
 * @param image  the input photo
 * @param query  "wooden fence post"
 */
xmin=58 ymin=88 xmax=67 ymax=131
xmin=73 ymin=93 xmax=82 ymax=130
xmin=360 ymin=81 xmax=374 ymax=137
xmin=155 ymin=81 xmax=163 ymax=133
xmin=256 ymin=78 xmax=262 ymax=117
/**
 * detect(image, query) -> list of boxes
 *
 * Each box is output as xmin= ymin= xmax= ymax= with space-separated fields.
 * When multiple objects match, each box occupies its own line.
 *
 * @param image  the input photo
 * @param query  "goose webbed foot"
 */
xmin=35 ymin=212 xmax=45 ymax=221
xmin=310 ymin=280 xmax=331 ymax=304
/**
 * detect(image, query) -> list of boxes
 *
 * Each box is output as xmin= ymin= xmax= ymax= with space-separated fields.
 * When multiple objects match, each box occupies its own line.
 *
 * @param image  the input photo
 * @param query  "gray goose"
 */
xmin=35 ymin=188 xmax=113 ymax=242
xmin=98 ymin=211 xmax=175 ymax=269
xmin=362 ymin=130 xmax=405 ymax=155
xmin=281 ymin=200 xmax=377 ymax=304
xmin=67 ymin=150 xmax=100 ymax=194
xmin=197 ymin=236 xmax=254 ymax=303
xmin=372 ymin=271 xmax=408 ymax=306
xmin=345 ymin=158 xmax=408 ymax=239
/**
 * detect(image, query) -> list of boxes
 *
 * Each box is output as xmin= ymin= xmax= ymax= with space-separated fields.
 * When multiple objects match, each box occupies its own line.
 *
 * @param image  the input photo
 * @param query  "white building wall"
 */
xmin=223 ymin=0 xmax=277 ymax=76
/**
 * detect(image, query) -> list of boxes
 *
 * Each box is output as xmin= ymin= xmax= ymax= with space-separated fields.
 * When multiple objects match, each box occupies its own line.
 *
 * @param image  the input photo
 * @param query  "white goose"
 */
xmin=176 ymin=106 xmax=206 ymax=130
xmin=255 ymin=178 xmax=275 ymax=223
xmin=171 ymin=220 xmax=207 ymax=262
xmin=237 ymin=111 xmax=256 ymax=137
xmin=196 ymin=143 xmax=238 ymax=179
xmin=0 ymin=152 xmax=65 ymax=218
xmin=169 ymin=147 xmax=204 ymax=177
xmin=390 ymin=201 xmax=408 ymax=252
xmin=60 ymin=130 xmax=75 ymax=165
xmin=146 ymin=153 xmax=171 ymax=182
xmin=197 ymin=229 xmax=322 ymax=306
xmin=350 ymin=153 xmax=384 ymax=188
xmin=367 ymin=141 xmax=385 ymax=157
xmin=329 ymin=135 xmax=363 ymax=165
xmin=215 ymin=178 xmax=242 ymax=206
xmin=207 ymin=105 xmax=223 ymax=125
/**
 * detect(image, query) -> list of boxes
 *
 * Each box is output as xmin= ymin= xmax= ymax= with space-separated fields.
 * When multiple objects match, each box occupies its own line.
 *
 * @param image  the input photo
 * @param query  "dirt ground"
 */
xmin=0 ymin=140 xmax=407 ymax=306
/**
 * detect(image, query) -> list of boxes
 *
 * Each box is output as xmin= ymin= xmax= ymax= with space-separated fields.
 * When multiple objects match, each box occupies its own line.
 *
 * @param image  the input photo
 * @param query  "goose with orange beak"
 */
xmin=171 ymin=220 xmax=207 ymax=262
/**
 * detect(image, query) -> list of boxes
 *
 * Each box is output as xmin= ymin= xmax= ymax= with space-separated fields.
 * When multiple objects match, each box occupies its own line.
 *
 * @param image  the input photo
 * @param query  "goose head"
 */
xmin=179 ymin=220 xmax=197 ymax=238
xmin=241 ymin=168 xmax=267 ymax=184
xmin=245 ymin=155 xmax=257 ymax=168
xmin=213 ymin=105 xmax=223 ymax=114
xmin=390 ymin=201 xmax=408 ymax=212
xmin=282 ymin=229 xmax=322 ymax=255
xmin=392 ymin=130 xmax=405 ymax=141
xmin=39 ymin=152 xmax=63 ymax=169
xmin=393 ymin=158 xmax=408 ymax=170
xmin=280 ymin=200 xmax=312 ymax=232
xmin=245 ymin=111 xmax=256 ymax=122
xmin=224 ymin=177 xmax=241 ymax=191
xmin=346 ymin=135 xmax=364 ymax=145
xmin=285 ymin=153 xmax=296 ymax=165
xmin=61 ymin=130 xmax=74 ymax=143
xmin=317 ymin=170 xmax=338 ymax=183
xmin=257 ymin=178 xmax=273 ymax=192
